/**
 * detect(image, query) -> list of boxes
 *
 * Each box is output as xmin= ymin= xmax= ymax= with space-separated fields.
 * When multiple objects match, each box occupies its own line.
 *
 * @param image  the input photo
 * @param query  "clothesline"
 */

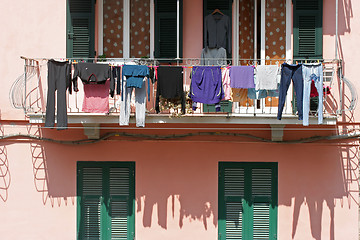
xmin=20 ymin=56 xmax=341 ymax=67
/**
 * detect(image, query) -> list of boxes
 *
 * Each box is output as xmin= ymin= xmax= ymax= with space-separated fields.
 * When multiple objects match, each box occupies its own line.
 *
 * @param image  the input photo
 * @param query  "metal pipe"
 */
xmin=335 ymin=0 xmax=339 ymax=59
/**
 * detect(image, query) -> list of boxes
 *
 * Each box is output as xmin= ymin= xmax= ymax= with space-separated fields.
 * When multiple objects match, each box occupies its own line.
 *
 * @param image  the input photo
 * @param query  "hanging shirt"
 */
xmin=255 ymin=65 xmax=280 ymax=90
xmin=72 ymin=62 xmax=115 ymax=97
xmin=231 ymin=88 xmax=248 ymax=102
xmin=155 ymin=66 xmax=185 ymax=114
xmin=82 ymin=79 xmax=110 ymax=113
xmin=200 ymin=47 xmax=227 ymax=66
xmin=222 ymin=67 xmax=231 ymax=100
xmin=190 ymin=66 xmax=224 ymax=104
xmin=121 ymin=65 xmax=150 ymax=101
xmin=204 ymin=13 xmax=232 ymax=54
xmin=229 ymin=66 xmax=255 ymax=89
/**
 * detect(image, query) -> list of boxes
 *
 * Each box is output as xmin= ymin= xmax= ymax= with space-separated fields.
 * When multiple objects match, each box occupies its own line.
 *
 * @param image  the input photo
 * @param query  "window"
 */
xmin=203 ymin=0 xmax=233 ymax=57
xmin=66 ymin=0 xmax=96 ymax=58
xmin=77 ymin=162 xmax=135 ymax=239
xmin=67 ymin=0 xmax=182 ymax=59
xmin=293 ymin=0 xmax=323 ymax=59
xmin=218 ymin=162 xmax=278 ymax=240
xmin=154 ymin=0 xmax=183 ymax=59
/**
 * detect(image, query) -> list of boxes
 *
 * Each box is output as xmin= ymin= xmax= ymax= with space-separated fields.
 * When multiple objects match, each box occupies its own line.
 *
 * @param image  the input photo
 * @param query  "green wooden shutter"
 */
xmin=67 ymin=0 xmax=95 ymax=58
xmin=219 ymin=163 xmax=277 ymax=240
xmin=109 ymin=166 xmax=135 ymax=240
xmin=251 ymin=168 xmax=273 ymax=240
xmin=293 ymin=0 xmax=323 ymax=59
xmin=154 ymin=0 xmax=183 ymax=59
xmin=78 ymin=167 xmax=103 ymax=239
xmin=77 ymin=162 xmax=135 ymax=240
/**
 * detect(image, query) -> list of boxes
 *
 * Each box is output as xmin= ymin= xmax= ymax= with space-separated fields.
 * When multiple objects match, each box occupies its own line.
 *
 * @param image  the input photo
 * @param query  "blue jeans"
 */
xmin=302 ymin=63 xmax=323 ymax=126
xmin=277 ymin=63 xmax=304 ymax=120
xmin=120 ymin=76 xmax=147 ymax=127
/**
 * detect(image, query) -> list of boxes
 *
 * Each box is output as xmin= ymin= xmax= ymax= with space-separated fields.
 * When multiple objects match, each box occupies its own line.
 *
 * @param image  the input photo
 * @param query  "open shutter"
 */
xmin=154 ymin=0 xmax=183 ymax=59
xmin=219 ymin=163 xmax=277 ymax=240
xmin=67 ymin=0 xmax=95 ymax=58
xmin=79 ymin=167 xmax=103 ymax=239
xmin=109 ymin=167 xmax=135 ymax=240
xmin=293 ymin=0 xmax=323 ymax=59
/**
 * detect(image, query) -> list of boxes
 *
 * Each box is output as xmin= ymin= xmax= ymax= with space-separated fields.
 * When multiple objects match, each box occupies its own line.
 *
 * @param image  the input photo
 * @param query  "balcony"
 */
xmin=11 ymin=57 xmax=356 ymax=129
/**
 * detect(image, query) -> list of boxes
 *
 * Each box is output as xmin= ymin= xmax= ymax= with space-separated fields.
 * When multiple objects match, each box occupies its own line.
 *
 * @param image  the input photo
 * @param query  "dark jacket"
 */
xmin=72 ymin=62 xmax=115 ymax=97
xmin=204 ymin=13 xmax=231 ymax=54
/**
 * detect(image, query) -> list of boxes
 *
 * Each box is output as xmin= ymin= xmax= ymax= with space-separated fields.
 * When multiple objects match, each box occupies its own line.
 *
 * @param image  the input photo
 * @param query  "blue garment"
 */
xmin=302 ymin=63 xmax=323 ymax=126
xmin=277 ymin=63 xmax=304 ymax=120
xmin=121 ymin=65 xmax=150 ymax=101
xmin=190 ymin=66 xmax=224 ymax=104
xmin=247 ymin=88 xmax=279 ymax=99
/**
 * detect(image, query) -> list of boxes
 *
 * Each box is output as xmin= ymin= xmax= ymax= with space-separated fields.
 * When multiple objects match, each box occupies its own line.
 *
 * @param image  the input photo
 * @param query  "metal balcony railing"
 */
xmin=10 ymin=57 xmax=356 ymax=125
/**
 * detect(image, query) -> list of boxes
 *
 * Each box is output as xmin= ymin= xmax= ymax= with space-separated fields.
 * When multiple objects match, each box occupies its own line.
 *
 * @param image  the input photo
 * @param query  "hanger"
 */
xmin=212 ymin=9 xmax=224 ymax=15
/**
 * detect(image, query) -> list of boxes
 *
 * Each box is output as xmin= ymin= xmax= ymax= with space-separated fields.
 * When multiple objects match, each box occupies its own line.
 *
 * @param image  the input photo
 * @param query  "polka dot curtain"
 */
xmin=239 ymin=0 xmax=255 ymax=64
xmin=103 ymin=0 xmax=124 ymax=58
xmin=265 ymin=0 xmax=286 ymax=60
xmin=130 ymin=0 xmax=150 ymax=58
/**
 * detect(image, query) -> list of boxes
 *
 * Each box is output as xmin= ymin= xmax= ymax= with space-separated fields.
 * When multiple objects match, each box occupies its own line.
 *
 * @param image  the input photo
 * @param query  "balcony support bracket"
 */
xmin=82 ymin=123 xmax=100 ymax=139
xmin=270 ymin=124 xmax=285 ymax=142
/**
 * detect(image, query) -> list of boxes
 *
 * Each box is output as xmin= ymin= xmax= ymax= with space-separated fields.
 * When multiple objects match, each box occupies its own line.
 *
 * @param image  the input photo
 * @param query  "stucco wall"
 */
xmin=0 ymin=0 xmax=359 ymax=239
xmin=0 ymin=126 xmax=357 ymax=239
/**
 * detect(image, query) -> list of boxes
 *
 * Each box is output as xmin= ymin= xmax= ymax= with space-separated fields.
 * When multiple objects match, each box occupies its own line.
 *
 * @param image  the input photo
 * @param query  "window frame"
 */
xmin=218 ymin=162 xmax=278 ymax=240
xmin=77 ymin=161 xmax=135 ymax=240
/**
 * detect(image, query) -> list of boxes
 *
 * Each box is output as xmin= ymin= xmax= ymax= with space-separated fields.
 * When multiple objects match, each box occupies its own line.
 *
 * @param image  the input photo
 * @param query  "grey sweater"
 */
xmin=204 ymin=13 xmax=231 ymax=54
xmin=200 ymin=47 xmax=227 ymax=66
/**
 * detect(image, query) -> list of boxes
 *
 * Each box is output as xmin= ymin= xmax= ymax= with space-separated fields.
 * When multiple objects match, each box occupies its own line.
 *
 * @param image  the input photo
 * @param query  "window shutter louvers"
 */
xmin=78 ymin=163 xmax=135 ymax=240
xmin=109 ymin=168 xmax=131 ymax=240
xmin=252 ymin=169 xmax=272 ymax=240
xmin=81 ymin=167 xmax=103 ymax=239
xmin=293 ymin=0 xmax=323 ymax=59
xmin=155 ymin=0 xmax=183 ymax=59
xmin=219 ymin=163 xmax=277 ymax=240
xmin=67 ymin=0 xmax=95 ymax=58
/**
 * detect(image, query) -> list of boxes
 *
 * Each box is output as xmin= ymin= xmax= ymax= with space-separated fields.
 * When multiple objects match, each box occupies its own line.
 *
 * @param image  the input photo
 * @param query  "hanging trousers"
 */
xmin=119 ymin=76 xmax=147 ymax=127
xmin=45 ymin=60 xmax=71 ymax=130
xmin=277 ymin=63 xmax=304 ymax=120
xmin=302 ymin=63 xmax=323 ymax=126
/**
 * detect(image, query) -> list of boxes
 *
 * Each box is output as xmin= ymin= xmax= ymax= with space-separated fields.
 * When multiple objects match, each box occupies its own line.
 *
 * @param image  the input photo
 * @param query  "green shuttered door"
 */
xmin=67 ymin=0 xmax=95 ymax=58
xmin=154 ymin=0 xmax=183 ymax=58
xmin=77 ymin=162 xmax=135 ymax=240
xmin=219 ymin=163 xmax=278 ymax=240
xmin=293 ymin=0 xmax=323 ymax=59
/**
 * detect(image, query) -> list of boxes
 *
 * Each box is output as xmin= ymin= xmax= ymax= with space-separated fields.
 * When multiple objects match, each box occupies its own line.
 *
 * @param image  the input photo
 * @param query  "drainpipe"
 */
xmin=335 ymin=0 xmax=339 ymax=59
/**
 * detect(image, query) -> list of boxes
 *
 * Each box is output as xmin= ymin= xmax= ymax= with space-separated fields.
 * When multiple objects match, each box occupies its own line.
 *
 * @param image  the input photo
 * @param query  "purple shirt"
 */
xmin=229 ymin=66 xmax=255 ymax=89
xmin=190 ymin=66 xmax=224 ymax=104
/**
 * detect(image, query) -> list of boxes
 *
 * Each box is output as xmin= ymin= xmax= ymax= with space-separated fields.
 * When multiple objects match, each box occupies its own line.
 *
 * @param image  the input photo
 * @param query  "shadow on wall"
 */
xmin=20 ymin=129 xmax=358 ymax=237
xmin=277 ymin=142 xmax=358 ymax=240
xmin=324 ymin=0 xmax=352 ymax=36
xmin=27 ymin=125 xmax=76 ymax=207
xmin=136 ymin=154 xmax=217 ymax=230
xmin=0 ymin=124 xmax=11 ymax=202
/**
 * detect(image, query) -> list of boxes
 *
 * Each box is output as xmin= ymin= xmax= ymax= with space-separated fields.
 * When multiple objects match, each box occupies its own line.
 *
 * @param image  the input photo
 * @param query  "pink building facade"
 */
xmin=0 ymin=0 xmax=359 ymax=239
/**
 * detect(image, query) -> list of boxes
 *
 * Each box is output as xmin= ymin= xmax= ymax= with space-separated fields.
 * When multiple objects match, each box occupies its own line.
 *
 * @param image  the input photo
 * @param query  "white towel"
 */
xmin=255 ymin=65 xmax=280 ymax=90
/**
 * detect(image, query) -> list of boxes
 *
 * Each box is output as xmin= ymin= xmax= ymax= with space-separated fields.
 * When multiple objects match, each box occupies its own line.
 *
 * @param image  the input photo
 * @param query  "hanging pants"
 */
xmin=120 ymin=76 xmax=147 ymax=127
xmin=45 ymin=60 xmax=71 ymax=130
xmin=302 ymin=63 xmax=323 ymax=126
xmin=277 ymin=63 xmax=304 ymax=120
